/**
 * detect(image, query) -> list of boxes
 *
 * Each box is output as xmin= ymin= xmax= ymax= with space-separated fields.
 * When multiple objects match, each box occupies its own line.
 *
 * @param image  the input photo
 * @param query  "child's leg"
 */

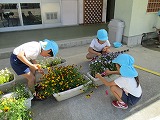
xmin=22 ymin=72 xmax=36 ymax=94
xmin=86 ymin=53 xmax=97 ymax=59
xmin=110 ymin=85 xmax=123 ymax=102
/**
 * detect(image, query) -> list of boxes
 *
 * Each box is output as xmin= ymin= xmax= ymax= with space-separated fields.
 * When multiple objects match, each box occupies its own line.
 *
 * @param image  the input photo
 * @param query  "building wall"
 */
xmin=0 ymin=0 xmax=107 ymax=32
xmin=114 ymin=0 xmax=159 ymax=46
xmin=61 ymin=0 xmax=78 ymax=25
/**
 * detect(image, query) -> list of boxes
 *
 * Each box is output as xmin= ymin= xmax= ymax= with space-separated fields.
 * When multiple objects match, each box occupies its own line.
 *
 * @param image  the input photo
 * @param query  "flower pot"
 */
xmin=1 ymin=88 xmax=33 ymax=109
xmin=53 ymin=75 xmax=92 ymax=101
xmin=24 ymin=88 xmax=33 ymax=109
xmin=36 ymin=59 xmax=67 ymax=82
xmin=0 ymin=74 xmax=15 ymax=92
xmin=87 ymin=72 xmax=120 ymax=86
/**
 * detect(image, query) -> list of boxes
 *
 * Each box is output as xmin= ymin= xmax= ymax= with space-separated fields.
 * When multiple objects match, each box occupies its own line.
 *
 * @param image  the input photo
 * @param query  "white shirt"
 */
xmin=90 ymin=38 xmax=111 ymax=51
xmin=13 ymin=41 xmax=41 ymax=60
xmin=114 ymin=76 xmax=142 ymax=97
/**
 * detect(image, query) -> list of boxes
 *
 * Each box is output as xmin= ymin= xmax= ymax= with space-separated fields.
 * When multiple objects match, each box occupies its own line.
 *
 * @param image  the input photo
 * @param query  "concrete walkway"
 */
xmin=0 ymin=23 xmax=160 ymax=120
xmin=0 ymin=37 xmax=160 ymax=120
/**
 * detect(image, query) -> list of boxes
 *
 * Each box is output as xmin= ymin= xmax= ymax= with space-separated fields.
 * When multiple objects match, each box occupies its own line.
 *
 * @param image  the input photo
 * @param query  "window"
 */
xmin=147 ymin=0 xmax=160 ymax=13
xmin=46 ymin=12 xmax=58 ymax=20
xmin=21 ymin=3 xmax=42 ymax=25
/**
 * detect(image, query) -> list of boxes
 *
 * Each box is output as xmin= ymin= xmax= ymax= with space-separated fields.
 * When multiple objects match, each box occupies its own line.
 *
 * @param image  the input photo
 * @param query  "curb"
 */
xmin=0 ymin=36 xmax=94 ymax=59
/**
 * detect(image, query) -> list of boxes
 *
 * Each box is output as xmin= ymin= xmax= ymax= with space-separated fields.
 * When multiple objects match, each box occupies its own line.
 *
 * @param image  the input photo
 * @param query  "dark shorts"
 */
xmin=93 ymin=49 xmax=102 ymax=54
xmin=10 ymin=53 xmax=30 ymax=75
xmin=121 ymin=90 xmax=142 ymax=106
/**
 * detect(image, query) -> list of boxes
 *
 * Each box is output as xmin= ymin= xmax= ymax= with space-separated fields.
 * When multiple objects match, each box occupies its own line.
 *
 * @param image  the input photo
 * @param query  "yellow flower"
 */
xmin=0 ymin=91 xmax=3 ymax=95
xmin=3 ymin=106 xmax=10 ymax=112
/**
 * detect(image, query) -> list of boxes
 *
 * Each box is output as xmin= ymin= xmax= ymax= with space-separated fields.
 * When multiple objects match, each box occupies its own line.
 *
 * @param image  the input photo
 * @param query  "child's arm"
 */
xmin=95 ymin=73 xmax=116 ymax=87
xmin=88 ymin=47 xmax=101 ymax=56
xmin=105 ymin=69 xmax=120 ymax=76
xmin=17 ymin=51 xmax=38 ymax=70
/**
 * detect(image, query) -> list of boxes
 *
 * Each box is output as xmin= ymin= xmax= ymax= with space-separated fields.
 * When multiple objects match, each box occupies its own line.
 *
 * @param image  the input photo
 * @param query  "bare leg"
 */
xmin=22 ymin=72 xmax=36 ymax=94
xmin=86 ymin=53 xmax=97 ymax=59
xmin=110 ymin=85 xmax=123 ymax=102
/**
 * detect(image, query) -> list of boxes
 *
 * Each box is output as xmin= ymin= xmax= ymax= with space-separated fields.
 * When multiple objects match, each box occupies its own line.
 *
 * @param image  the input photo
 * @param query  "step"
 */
xmin=0 ymin=36 xmax=94 ymax=59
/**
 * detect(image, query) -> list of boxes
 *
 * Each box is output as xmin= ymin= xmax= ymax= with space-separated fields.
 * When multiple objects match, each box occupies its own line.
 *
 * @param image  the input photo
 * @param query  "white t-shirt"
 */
xmin=114 ymin=76 xmax=142 ymax=97
xmin=13 ymin=41 xmax=41 ymax=60
xmin=90 ymin=38 xmax=111 ymax=51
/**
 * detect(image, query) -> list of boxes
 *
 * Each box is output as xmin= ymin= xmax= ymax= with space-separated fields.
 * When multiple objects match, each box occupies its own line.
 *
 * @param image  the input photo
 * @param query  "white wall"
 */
xmin=41 ymin=2 xmax=61 ymax=24
xmin=102 ymin=0 xmax=107 ymax=23
xmin=114 ymin=0 xmax=159 ymax=37
xmin=78 ymin=0 xmax=83 ymax=24
xmin=114 ymin=0 xmax=133 ymax=36
xmin=61 ymin=0 xmax=78 ymax=25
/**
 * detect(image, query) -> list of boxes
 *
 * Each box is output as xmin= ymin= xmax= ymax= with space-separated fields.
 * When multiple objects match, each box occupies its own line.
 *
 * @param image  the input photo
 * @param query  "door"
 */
xmin=106 ymin=0 xmax=115 ymax=22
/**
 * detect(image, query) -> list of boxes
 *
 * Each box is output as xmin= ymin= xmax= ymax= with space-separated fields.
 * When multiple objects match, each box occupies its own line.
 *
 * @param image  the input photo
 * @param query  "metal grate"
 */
xmin=46 ymin=12 xmax=58 ymax=20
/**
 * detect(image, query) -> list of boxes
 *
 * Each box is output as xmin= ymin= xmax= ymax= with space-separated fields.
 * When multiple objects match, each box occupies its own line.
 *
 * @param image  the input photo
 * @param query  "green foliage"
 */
xmin=13 ymin=84 xmax=31 ymax=99
xmin=89 ymin=52 xmax=120 ymax=77
xmin=0 ymin=68 xmax=14 ymax=85
xmin=37 ymin=57 xmax=63 ymax=69
xmin=0 ymin=97 xmax=32 ymax=120
xmin=0 ymin=84 xmax=33 ymax=120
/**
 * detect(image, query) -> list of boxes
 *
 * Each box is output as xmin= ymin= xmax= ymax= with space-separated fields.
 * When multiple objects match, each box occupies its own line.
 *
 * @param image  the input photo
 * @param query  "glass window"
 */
xmin=21 ymin=3 xmax=42 ymax=25
xmin=0 ymin=3 xmax=20 ymax=28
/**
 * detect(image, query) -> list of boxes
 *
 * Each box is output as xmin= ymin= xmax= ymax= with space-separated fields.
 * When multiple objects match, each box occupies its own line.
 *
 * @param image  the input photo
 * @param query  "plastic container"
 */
xmin=108 ymin=19 xmax=125 ymax=44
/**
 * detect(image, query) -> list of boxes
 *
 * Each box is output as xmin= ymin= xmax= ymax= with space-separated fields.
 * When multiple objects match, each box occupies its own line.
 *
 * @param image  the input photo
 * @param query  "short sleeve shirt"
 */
xmin=13 ymin=41 xmax=41 ymax=60
xmin=114 ymin=76 xmax=142 ymax=97
xmin=90 ymin=38 xmax=111 ymax=51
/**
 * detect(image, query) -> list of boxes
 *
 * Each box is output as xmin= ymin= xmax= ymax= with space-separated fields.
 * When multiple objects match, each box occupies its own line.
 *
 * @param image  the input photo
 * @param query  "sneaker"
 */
xmin=112 ymin=101 xmax=128 ymax=109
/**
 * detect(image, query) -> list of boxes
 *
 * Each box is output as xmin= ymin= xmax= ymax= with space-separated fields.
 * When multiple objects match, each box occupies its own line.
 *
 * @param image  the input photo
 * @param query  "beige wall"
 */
xmin=114 ymin=0 xmax=159 ymax=37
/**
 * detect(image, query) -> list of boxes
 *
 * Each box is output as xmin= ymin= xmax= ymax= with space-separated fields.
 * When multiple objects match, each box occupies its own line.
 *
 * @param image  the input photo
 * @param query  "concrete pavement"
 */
xmin=0 ymin=37 xmax=160 ymax=120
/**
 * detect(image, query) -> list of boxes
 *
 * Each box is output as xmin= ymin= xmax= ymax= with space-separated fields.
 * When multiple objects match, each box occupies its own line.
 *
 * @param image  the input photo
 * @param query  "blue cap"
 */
xmin=112 ymin=54 xmax=138 ymax=77
xmin=40 ymin=39 xmax=59 ymax=57
xmin=97 ymin=29 xmax=108 ymax=41
xmin=113 ymin=42 xmax=122 ymax=48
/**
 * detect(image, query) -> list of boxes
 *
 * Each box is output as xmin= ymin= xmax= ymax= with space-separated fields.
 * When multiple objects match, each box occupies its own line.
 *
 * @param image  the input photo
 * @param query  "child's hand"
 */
xmin=102 ymin=47 xmax=108 ymax=52
xmin=95 ymin=73 xmax=102 ymax=78
xmin=97 ymin=53 xmax=101 ymax=56
xmin=105 ymin=69 xmax=111 ymax=75
xmin=36 ymin=64 xmax=44 ymax=74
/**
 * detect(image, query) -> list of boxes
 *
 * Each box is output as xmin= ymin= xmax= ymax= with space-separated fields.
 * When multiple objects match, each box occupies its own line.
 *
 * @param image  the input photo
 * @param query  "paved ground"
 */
xmin=0 ymin=24 xmax=160 ymax=120
xmin=0 ymin=37 xmax=160 ymax=120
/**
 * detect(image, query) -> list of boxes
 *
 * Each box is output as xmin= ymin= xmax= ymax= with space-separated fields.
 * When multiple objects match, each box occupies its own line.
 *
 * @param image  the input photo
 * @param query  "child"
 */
xmin=10 ymin=39 xmax=59 ymax=99
xmin=86 ymin=29 xmax=111 ymax=59
xmin=95 ymin=54 xmax=142 ymax=109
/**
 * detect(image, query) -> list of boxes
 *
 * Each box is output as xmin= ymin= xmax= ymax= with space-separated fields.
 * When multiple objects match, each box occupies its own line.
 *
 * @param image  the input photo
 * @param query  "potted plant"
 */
xmin=35 ymin=65 xmax=94 ymax=101
xmin=0 ymin=97 xmax=32 ymax=120
xmin=13 ymin=84 xmax=33 ymax=109
xmin=0 ymin=84 xmax=33 ymax=119
xmin=37 ymin=57 xmax=66 ymax=69
xmin=87 ymin=52 xmax=124 ymax=86
xmin=0 ymin=68 xmax=15 ymax=92
xmin=36 ymin=57 xmax=67 ymax=82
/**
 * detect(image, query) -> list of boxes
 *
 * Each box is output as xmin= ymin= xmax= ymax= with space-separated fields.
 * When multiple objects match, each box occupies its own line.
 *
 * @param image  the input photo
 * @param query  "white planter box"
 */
xmin=87 ymin=72 xmax=120 ymax=86
xmin=53 ymin=75 xmax=92 ymax=102
xmin=1 ymin=88 xmax=33 ymax=109
xmin=0 ymin=74 xmax=15 ymax=92
xmin=36 ymin=59 xmax=67 ymax=82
